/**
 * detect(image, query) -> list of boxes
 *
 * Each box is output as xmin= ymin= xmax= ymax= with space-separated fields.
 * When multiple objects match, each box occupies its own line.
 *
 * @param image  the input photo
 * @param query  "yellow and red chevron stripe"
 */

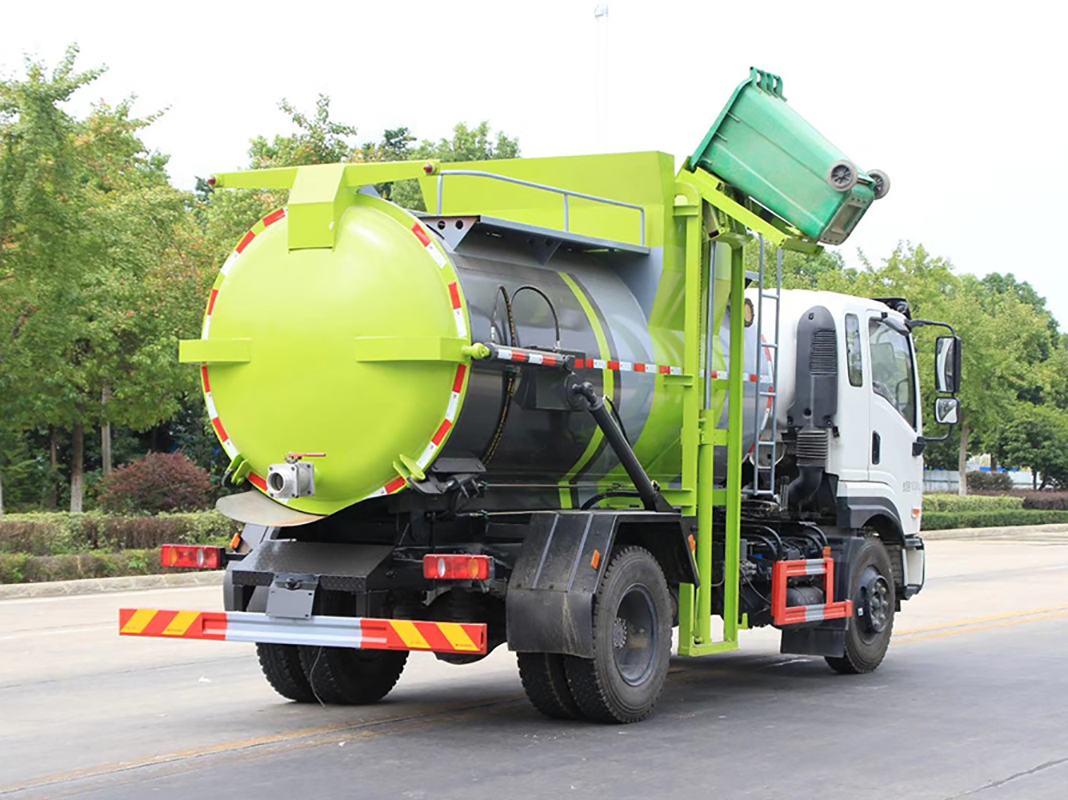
xmin=118 ymin=609 xmax=487 ymax=655
xmin=119 ymin=608 xmax=227 ymax=640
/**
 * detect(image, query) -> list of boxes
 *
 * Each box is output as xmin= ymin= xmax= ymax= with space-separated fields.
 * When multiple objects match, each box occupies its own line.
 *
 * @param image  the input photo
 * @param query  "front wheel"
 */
xmin=826 ymin=537 xmax=896 ymax=674
xmin=564 ymin=547 xmax=672 ymax=724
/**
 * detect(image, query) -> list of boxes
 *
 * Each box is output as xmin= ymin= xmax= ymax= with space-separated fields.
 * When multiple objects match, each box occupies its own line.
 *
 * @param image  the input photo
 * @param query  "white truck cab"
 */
xmin=767 ymin=290 xmax=961 ymax=602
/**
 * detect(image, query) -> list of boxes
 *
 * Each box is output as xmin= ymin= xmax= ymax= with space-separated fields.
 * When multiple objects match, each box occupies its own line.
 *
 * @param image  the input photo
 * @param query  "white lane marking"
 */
xmin=0 ymin=624 xmax=115 ymax=641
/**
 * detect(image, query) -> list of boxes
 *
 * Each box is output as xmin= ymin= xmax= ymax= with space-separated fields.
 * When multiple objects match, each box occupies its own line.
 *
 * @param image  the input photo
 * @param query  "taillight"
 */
xmin=423 ymin=554 xmax=491 ymax=581
xmin=160 ymin=544 xmax=224 ymax=570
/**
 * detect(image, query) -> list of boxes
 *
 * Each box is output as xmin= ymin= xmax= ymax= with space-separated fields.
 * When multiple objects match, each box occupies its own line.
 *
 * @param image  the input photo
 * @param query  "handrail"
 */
xmin=436 ymin=170 xmax=646 ymax=247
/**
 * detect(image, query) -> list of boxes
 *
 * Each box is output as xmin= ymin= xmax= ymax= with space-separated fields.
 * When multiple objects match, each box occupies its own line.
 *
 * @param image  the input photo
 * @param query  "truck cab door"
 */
xmin=866 ymin=313 xmax=924 ymax=524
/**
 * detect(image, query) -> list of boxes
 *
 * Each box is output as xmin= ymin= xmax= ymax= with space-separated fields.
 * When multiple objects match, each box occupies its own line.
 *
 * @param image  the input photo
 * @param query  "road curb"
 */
xmin=0 ymin=570 xmax=224 ymax=601
xmin=922 ymin=523 xmax=1068 ymax=541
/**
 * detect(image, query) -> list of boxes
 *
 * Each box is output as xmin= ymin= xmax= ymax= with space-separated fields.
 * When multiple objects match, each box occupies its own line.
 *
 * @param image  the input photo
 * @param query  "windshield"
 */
xmin=869 ymin=317 xmax=916 ymax=428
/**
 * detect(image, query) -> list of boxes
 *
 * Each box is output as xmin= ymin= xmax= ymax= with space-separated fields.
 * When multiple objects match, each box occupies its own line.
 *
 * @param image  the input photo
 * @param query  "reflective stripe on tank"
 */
xmin=363 ymin=223 xmax=473 ymax=500
xmin=200 ymin=209 xmax=289 ymax=465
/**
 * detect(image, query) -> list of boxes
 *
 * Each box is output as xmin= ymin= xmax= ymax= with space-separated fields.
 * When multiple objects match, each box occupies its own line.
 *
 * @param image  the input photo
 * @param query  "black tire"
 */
xmin=257 ymin=643 xmax=317 ymax=703
xmin=298 ymin=646 xmax=408 ymax=705
xmin=564 ymin=547 xmax=672 ymax=724
xmin=869 ymin=168 xmax=891 ymax=200
xmin=826 ymin=537 xmax=896 ymax=675
xmin=518 ymin=652 xmax=583 ymax=720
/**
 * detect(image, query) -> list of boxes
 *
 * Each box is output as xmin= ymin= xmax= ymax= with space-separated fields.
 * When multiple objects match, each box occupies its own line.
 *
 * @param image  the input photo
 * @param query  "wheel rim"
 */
xmin=613 ymin=584 xmax=658 ymax=686
xmin=855 ymin=566 xmax=892 ymax=640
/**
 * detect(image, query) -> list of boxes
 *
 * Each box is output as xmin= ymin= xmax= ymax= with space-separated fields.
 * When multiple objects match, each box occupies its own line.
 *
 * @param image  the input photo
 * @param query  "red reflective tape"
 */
xmin=385 ymin=477 xmax=407 ymax=494
xmin=432 ymin=419 xmax=453 ymax=446
xmin=193 ymin=611 xmax=229 ymax=640
xmin=542 ymin=355 xmax=558 ymax=366
xmin=462 ymin=623 xmax=487 ymax=652
xmin=249 ymin=473 xmax=267 ymax=491
xmin=236 ymin=230 xmax=256 ymax=254
xmin=414 ymin=621 xmax=453 ymax=653
xmin=211 ymin=417 xmax=227 ymax=440
xmin=512 ymin=351 xmax=528 ymax=363
xmin=201 ymin=365 xmax=211 ymax=393
xmin=607 ymin=360 xmax=620 ymax=371
xmin=452 ymin=364 xmax=467 ymax=394
xmin=633 ymin=363 xmax=647 ymax=373
xmin=263 ymin=208 xmax=285 ymax=227
xmin=411 ymin=223 xmax=431 ymax=247
xmin=659 ymin=365 xmax=671 ymax=375
xmin=206 ymin=288 xmax=219 ymax=316
xmin=448 ymin=282 xmax=461 ymax=309
xmin=142 ymin=610 xmax=179 ymax=637
xmin=362 ymin=619 xmax=407 ymax=651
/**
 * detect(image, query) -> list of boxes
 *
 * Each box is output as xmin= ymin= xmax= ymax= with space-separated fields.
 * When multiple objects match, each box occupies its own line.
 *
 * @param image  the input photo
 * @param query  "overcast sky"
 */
xmin=3 ymin=1 xmax=1066 ymax=326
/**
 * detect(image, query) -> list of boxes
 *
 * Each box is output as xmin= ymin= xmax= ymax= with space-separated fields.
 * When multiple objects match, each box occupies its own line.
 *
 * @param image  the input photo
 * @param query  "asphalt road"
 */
xmin=2 ymin=530 xmax=1066 ymax=799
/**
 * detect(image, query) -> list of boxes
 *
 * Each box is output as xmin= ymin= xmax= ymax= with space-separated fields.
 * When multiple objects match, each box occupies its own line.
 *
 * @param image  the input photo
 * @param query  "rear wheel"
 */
xmin=298 ymin=646 xmax=408 ymax=705
xmin=518 ymin=652 xmax=583 ymax=720
xmin=564 ymin=547 xmax=672 ymax=724
xmin=257 ymin=643 xmax=316 ymax=703
xmin=826 ymin=537 xmax=896 ymax=674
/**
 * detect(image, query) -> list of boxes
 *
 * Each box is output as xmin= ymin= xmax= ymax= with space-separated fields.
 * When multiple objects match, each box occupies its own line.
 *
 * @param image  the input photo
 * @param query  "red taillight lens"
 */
xmin=160 ymin=544 xmax=224 ymax=570
xmin=423 ymin=554 xmax=491 ymax=581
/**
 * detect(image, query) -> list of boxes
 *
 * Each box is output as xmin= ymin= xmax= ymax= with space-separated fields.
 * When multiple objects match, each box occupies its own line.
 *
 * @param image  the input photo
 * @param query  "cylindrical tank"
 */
xmin=199 ymin=197 xmax=772 ymax=516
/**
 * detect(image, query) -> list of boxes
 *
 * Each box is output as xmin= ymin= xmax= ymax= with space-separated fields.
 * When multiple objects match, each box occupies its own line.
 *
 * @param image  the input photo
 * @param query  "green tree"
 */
xmin=994 ymin=404 xmax=1068 ymax=489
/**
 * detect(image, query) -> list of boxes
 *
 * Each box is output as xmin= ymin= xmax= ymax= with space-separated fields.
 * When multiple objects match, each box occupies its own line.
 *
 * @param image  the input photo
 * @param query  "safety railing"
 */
xmin=436 ymin=170 xmax=646 ymax=247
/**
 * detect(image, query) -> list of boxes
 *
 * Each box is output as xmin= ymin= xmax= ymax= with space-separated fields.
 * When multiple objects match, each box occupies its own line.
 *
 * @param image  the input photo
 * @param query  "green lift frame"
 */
xmin=674 ymin=167 xmax=820 ymax=657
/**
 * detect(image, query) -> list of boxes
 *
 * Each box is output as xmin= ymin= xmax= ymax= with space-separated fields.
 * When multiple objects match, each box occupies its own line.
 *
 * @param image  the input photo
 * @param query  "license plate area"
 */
xmin=266 ymin=573 xmax=318 ymax=619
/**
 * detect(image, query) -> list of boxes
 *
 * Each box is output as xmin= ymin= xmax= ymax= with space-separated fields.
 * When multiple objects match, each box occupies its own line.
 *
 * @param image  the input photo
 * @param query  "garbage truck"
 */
xmin=120 ymin=68 xmax=962 ymax=723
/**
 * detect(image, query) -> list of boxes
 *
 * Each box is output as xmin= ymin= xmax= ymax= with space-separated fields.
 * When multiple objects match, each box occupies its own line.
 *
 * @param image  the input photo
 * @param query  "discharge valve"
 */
xmin=266 ymin=453 xmax=323 ymax=500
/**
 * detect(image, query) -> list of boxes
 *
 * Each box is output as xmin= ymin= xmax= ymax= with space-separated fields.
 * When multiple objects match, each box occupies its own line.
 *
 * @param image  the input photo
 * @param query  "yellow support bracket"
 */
xmin=210 ymin=160 xmax=443 ymax=251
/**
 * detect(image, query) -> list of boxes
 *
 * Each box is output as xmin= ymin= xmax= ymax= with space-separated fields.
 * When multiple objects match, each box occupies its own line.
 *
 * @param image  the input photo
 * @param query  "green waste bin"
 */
xmin=690 ymin=68 xmax=889 ymax=245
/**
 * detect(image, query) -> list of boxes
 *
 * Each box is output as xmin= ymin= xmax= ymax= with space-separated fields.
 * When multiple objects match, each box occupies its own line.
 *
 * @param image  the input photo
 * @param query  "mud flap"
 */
xmin=506 ymin=510 xmax=694 ymax=658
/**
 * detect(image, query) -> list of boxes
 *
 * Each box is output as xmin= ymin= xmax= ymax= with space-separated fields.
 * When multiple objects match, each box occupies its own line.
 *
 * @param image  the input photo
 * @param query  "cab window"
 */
xmin=845 ymin=314 xmax=863 ymax=387
xmin=868 ymin=317 xmax=916 ymax=427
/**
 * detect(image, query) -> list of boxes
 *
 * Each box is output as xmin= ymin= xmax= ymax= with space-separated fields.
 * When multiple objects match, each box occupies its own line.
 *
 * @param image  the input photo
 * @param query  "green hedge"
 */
xmin=921 ymin=509 xmax=1068 ymax=531
xmin=0 ymin=549 xmax=196 ymax=584
xmin=0 ymin=511 xmax=239 ymax=557
xmin=922 ymin=494 xmax=1024 ymax=513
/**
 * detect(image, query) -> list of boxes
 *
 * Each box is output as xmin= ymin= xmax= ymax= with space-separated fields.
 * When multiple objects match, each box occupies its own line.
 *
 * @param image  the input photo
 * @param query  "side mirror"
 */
xmin=935 ymin=335 xmax=962 ymax=394
xmin=935 ymin=397 xmax=960 ymax=426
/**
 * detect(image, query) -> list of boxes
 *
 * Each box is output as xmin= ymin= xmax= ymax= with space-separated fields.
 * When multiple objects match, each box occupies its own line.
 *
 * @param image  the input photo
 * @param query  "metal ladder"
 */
xmin=745 ymin=235 xmax=782 ymax=497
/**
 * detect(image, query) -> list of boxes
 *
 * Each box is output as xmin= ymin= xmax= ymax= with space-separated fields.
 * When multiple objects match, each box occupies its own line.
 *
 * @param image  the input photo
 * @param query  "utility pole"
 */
xmin=594 ymin=2 xmax=609 ymax=150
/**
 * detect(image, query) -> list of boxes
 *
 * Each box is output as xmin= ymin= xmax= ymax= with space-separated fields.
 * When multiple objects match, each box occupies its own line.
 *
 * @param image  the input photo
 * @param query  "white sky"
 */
xmin=3 ymin=0 xmax=1066 ymax=326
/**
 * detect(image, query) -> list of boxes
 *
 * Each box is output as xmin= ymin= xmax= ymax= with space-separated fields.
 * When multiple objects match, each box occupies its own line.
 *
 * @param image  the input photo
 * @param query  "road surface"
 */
xmin=1 ymin=529 xmax=1066 ymax=798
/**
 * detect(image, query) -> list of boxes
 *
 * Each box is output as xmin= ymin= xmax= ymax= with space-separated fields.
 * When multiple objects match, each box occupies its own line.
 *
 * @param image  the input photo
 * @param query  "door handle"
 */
xmin=872 ymin=432 xmax=881 ymax=465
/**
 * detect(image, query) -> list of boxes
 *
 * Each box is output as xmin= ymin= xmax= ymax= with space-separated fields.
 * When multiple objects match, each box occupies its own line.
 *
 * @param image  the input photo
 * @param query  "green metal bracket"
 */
xmin=353 ymin=336 xmax=469 ymax=363
xmin=178 ymin=338 xmax=251 ymax=364
xmin=681 ymin=168 xmax=822 ymax=255
xmin=210 ymin=160 xmax=442 ymax=251
xmin=225 ymin=454 xmax=251 ymax=486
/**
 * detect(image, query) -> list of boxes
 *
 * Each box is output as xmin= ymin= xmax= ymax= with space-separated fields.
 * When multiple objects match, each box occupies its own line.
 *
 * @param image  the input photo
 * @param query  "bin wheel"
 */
xmin=563 ymin=546 xmax=672 ymax=724
xmin=826 ymin=160 xmax=858 ymax=192
xmin=869 ymin=169 xmax=891 ymax=199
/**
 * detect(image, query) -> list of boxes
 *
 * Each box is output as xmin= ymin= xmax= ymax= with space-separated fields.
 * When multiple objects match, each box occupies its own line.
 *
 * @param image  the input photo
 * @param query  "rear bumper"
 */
xmin=118 ymin=608 xmax=487 ymax=655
